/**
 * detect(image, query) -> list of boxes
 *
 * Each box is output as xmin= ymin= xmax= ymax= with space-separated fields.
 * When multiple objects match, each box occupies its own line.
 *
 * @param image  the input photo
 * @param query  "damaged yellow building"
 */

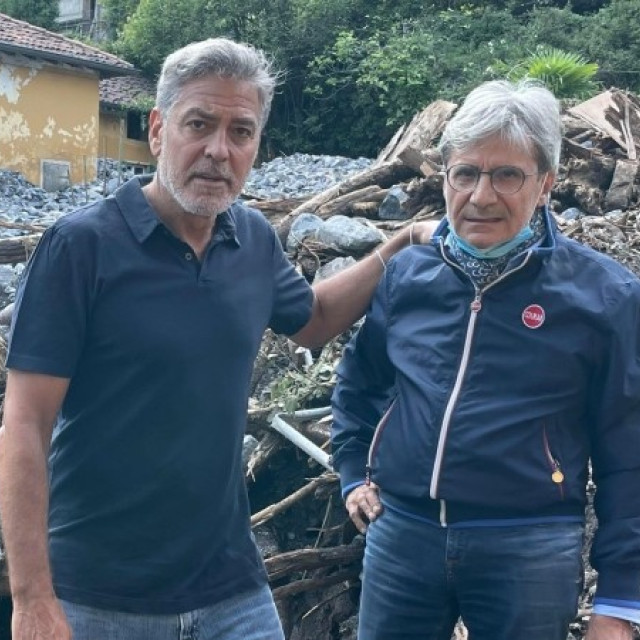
xmin=0 ymin=13 xmax=154 ymax=189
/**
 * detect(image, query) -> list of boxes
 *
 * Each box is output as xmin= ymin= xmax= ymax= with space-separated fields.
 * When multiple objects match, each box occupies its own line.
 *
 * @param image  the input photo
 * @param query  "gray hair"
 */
xmin=156 ymin=38 xmax=278 ymax=128
xmin=439 ymin=80 xmax=562 ymax=172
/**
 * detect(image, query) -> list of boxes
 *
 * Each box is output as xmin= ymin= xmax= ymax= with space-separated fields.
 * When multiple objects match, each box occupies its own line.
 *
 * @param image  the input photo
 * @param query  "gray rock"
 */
xmin=313 ymin=256 xmax=357 ymax=283
xmin=286 ymin=213 xmax=324 ymax=253
xmin=378 ymin=185 xmax=411 ymax=220
xmin=317 ymin=215 xmax=385 ymax=255
xmin=560 ymin=207 xmax=585 ymax=221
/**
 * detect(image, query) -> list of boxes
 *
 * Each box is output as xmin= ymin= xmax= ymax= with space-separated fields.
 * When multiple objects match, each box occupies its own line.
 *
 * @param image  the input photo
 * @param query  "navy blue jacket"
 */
xmin=331 ymin=210 xmax=640 ymax=609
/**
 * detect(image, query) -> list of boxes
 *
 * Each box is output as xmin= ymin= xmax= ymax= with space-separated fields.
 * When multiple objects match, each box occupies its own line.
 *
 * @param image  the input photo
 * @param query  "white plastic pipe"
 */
xmin=270 ymin=412 xmax=333 ymax=470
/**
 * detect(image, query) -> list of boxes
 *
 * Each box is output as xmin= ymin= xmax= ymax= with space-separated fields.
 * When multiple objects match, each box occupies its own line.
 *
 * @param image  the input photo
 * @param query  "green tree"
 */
xmin=303 ymin=7 xmax=528 ymax=156
xmin=100 ymin=0 xmax=142 ymax=36
xmin=0 ymin=0 xmax=58 ymax=29
xmin=586 ymin=0 xmax=640 ymax=91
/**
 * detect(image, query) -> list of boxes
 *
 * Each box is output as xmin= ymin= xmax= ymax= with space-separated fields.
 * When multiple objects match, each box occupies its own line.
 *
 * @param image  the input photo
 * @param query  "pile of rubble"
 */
xmin=1 ymin=88 xmax=640 ymax=640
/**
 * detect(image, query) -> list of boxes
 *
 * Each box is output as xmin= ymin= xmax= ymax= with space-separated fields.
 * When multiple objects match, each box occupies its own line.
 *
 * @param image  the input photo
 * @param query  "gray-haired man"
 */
xmin=0 ymin=38 xmax=433 ymax=640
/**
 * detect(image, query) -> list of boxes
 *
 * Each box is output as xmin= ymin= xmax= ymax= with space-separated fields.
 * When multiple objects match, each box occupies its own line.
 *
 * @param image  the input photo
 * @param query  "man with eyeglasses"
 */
xmin=331 ymin=79 xmax=640 ymax=640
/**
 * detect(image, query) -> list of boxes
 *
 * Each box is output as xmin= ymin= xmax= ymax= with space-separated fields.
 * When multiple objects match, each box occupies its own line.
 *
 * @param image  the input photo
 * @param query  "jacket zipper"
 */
xmin=542 ymin=425 xmax=565 ymax=499
xmin=365 ymin=398 xmax=397 ymax=486
xmin=431 ymin=242 xmax=533 ymax=525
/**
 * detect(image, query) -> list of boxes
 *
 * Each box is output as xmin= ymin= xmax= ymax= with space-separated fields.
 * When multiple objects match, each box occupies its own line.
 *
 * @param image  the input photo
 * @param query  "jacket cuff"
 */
xmin=595 ymin=566 xmax=640 ymax=604
xmin=333 ymin=455 xmax=367 ymax=496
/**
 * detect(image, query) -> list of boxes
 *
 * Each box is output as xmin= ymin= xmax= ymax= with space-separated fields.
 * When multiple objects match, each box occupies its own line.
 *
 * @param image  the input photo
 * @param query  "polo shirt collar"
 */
xmin=115 ymin=175 xmax=240 ymax=247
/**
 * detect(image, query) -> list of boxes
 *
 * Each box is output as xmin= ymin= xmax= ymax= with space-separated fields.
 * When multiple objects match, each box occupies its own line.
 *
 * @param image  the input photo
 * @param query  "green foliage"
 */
xmin=302 ymin=7 xmax=528 ymax=156
xmin=95 ymin=0 xmax=640 ymax=156
xmin=269 ymin=347 xmax=338 ymax=414
xmin=506 ymin=47 xmax=599 ymax=98
xmin=100 ymin=0 xmax=142 ymax=36
xmin=114 ymin=0 xmax=295 ymax=76
xmin=585 ymin=0 xmax=640 ymax=91
xmin=0 ymin=0 xmax=58 ymax=29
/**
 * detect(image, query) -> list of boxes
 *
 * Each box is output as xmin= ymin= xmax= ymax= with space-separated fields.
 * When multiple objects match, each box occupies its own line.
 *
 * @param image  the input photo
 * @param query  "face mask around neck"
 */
xmin=445 ymin=217 xmax=534 ymax=259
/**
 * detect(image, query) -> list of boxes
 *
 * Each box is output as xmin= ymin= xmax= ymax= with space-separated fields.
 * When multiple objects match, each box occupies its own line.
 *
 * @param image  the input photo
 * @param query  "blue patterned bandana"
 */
xmin=445 ymin=207 xmax=547 ymax=289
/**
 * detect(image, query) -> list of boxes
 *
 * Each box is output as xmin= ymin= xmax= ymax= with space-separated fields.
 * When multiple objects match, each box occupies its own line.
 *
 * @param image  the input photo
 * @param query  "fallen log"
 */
xmin=374 ymin=100 xmax=457 ymax=173
xmin=0 ymin=233 xmax=41 ymax=264
xmin=251 ymin=472 xmax=338 ymax=528
xmin=315 ymin=186 xmax=385 ymax=219
xmin=265 ymin=541 xmax=364 ymax=581
xmin=243 ymin=196 xmax=308 ymax=225
xmin=271 ymin=568 xmax=360 ymax=600
xmin=275 ymin=161 xmax=419 ymax=244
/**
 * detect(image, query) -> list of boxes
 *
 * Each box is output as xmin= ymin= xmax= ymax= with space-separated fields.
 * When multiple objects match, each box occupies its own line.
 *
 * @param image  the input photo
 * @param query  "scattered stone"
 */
xmin=244 ymin=153 xmax=373 ymax=200
xmin=316 ymin=216 xmax=385 ymax=255
xmin=314 ymin=257 xmax=357 ymax=283
xmin=378 ymin=185 xmax=411 ymax=220
xmin=560 ymin=207 xmax=585 ymax=221
xmin=286 ymin=213 xmax=325 ymax=253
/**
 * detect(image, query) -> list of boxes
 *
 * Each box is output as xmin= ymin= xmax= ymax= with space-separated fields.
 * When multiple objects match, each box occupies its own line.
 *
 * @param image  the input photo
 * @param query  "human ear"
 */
xmin=148 ymin=107 xmax=163 ymax=158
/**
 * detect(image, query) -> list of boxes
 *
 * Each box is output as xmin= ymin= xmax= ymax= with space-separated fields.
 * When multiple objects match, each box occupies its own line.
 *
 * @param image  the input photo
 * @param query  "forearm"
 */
xmin=0 ymin=422 xmax=54 ymax=601
xmin=293 ymin=227 xmax=413 ymax=349
xmin=585 ymin=613 xmax=633 ymax=639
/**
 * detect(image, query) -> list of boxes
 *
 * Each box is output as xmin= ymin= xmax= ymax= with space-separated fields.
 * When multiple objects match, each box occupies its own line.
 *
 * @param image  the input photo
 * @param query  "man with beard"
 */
xmin=0 ymin=38 xmax=433 ymax=640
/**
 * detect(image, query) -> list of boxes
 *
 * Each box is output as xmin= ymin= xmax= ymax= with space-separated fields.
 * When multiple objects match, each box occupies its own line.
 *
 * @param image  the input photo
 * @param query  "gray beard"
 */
xmin=158 ymin=160 xmax=234 ymax=219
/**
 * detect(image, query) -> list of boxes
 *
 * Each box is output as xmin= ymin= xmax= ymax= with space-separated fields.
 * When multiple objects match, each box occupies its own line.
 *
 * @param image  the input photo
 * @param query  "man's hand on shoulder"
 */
xmin=408 ymin=220 xmax=440 ymax=246
xmin=585 ymin=614 xmax=634 ymax=640
xmin=12 ymin=595 xmax=71 ymax=640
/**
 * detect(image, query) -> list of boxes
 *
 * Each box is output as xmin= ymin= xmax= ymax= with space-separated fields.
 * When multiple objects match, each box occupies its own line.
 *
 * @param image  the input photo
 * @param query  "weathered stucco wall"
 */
xmin=0 ymin=58 xmax=98 ymax=187
xmin=99 ymin=112 xmax=154 ymax=167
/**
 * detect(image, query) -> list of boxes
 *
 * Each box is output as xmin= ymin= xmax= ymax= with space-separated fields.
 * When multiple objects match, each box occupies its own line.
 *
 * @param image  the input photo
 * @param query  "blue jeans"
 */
xmin=61 ymin=583 xmax=284 ymax=640
xmin=358 ymin=506 xmax=584 ymax=640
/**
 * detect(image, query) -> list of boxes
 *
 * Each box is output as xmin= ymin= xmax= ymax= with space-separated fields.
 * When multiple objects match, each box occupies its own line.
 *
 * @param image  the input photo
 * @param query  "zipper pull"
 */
xmin=470 ymin=295 xmax=482 ymax=313
xmin=365 ymin=465 xmax=372 ymax=487
xmin=551 ymin=460 xmax=564 ymax=484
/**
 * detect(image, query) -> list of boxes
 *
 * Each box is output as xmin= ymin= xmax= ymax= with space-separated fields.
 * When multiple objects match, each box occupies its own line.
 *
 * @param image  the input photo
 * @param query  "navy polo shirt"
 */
xmin=7 ymin=177 xmax=313 ymax=613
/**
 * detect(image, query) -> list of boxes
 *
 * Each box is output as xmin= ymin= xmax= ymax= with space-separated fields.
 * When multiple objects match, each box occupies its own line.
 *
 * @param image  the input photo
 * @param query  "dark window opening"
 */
xmin=126 ymin=111 xmax=148 ymax=141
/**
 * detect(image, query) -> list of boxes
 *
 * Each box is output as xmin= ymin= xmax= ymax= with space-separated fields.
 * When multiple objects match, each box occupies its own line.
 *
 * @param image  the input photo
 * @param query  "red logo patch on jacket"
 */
xmin=522 ymin=304 xmax=545 ymax=329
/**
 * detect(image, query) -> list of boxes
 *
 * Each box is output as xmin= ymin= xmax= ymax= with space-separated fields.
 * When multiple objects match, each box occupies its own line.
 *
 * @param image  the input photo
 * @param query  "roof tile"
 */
xmin=0 ymin=12 xmax=135 ymax=73
xmin=100 ymin=75 xmax=156 ymax=108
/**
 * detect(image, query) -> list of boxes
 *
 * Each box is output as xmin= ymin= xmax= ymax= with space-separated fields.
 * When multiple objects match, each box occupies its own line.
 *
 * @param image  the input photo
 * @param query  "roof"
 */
xmin=100 ymin=75 xmax=156 ymax=109
xmin=0 ymin=12 xmax=136 ymax=76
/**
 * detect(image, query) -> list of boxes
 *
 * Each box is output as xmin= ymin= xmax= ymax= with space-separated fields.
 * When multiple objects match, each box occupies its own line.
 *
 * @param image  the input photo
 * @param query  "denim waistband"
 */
xmin=382 ymin=492 xmax=585 ymax=527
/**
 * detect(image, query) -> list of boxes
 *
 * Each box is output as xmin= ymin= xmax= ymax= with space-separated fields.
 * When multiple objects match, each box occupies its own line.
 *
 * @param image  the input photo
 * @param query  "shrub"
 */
xmin=508 ymin=47 xmax=599 ymax=98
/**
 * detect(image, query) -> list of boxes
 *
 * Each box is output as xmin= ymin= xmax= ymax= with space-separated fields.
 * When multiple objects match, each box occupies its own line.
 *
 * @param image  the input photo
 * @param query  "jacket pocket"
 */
xmin=542 ymin=424 xmax=565 ymax=500
xmin=366 ymin=397 xmax=397 ymax=484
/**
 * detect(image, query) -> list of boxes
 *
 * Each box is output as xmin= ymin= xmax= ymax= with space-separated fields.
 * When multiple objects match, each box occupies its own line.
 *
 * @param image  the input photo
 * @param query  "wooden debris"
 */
xmin=275 ymin=161 xmax=418 ymax=242
xmin=315 ymin=186 xmax=385 ymax=219
xmin=374 ymin=100 xmax=457 ymax=172
xmin=246 ymin=431 xmax=282 ymax=481
xmin=250 ymin=472 xmax=338 ymax=528
xmin=0 ymin=233 xmax=41 ymax=265
xmin=271 ymin=568 xmax=360 ymax=600
xmin=569 ymin=89 xmax=640 ymax=159
xmin=265 ymin=540 xmax=364 ymax=582
xmin=605 ymin=159 xmax=639 ymax=211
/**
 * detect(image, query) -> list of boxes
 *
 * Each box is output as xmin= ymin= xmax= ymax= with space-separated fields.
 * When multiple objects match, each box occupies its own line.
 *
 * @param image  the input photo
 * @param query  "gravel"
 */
xmin=0 ymin=154 xmax=373 ymax=308
xmin=0 ymin=154 xmax=373 ymax=229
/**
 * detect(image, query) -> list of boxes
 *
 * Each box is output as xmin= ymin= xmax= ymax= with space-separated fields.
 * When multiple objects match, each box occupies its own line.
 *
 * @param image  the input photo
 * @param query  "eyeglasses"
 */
xmin=445 ymin=164 xmax=541 ymax=195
